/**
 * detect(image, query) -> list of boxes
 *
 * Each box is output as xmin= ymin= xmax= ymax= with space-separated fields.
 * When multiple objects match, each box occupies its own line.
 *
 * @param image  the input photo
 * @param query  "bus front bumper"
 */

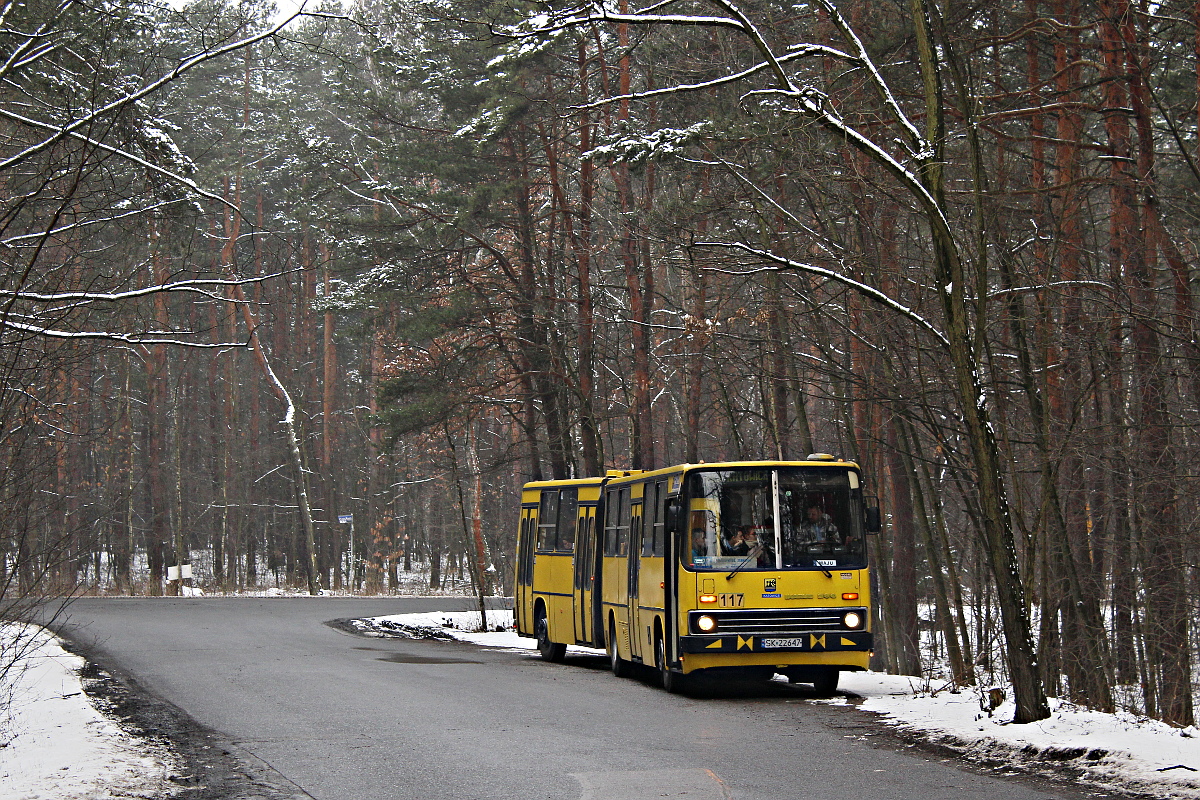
xmin=679 ymin=631 xmax=873 ymax=654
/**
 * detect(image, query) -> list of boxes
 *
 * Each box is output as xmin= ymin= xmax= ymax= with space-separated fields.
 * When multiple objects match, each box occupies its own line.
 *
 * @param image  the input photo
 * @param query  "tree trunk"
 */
xmin=885 ymin=417 xmax=921 ymax=676
xmin=901 ymin=419 xmax=971 ymax=685
xmin=1122 ymin=0 xmax=1193 ymax=726
xmin=911 ymin=0 xmax=1049 ymax=722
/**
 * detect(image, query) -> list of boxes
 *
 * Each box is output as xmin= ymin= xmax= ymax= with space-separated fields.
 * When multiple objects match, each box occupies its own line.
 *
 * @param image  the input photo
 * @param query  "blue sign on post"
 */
xmin=338 ymin=514 xmax=353 ymax=524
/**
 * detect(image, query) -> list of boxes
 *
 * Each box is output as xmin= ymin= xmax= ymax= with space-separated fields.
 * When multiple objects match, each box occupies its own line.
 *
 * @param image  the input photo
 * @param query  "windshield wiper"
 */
xmin=726 ymin=544 xmax=763 ymax=580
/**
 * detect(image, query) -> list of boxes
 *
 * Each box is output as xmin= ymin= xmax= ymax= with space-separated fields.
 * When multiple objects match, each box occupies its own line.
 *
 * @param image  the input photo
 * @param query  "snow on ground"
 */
xmin=838 ymin=672 xmax=1200 ymax=799
xmin=0 ymin=625 xmax=181 ymax=800
xmin=358 ymin=610 xmax=1200 ymax=800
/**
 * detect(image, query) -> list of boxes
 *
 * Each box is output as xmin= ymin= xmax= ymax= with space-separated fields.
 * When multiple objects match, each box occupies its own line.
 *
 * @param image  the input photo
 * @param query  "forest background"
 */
xmin=1 ymin=0 xmax=1198 ymax=727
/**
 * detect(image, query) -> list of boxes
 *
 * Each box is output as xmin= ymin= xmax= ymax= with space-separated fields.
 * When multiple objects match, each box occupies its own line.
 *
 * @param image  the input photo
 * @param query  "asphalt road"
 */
xmin=55 ymin=597 xmax=1113 ymax=800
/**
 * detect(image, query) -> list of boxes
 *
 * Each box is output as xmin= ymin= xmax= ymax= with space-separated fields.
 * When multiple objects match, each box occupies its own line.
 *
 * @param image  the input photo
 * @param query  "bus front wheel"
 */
xmin=811 ymin=667 xmax=839 ymax=695
xmin=655 ymin=634 xmax=688 ymax=694
xmin=536 ymin=613 xmax=566 ymax=662
xmin=608 ymin=620 xmax=631 ymax=678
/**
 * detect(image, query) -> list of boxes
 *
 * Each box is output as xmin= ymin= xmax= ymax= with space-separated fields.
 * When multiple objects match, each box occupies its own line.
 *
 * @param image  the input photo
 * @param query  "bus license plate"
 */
xmin=761 ymin=637 xmax=805 ymax=649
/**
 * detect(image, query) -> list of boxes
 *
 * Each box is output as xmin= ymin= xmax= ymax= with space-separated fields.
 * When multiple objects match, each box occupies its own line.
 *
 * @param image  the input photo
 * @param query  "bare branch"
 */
xmin=0 ymin=5 xmax=313 ymax=177
xmin=695 ymin=240 xmax=950 ymax=348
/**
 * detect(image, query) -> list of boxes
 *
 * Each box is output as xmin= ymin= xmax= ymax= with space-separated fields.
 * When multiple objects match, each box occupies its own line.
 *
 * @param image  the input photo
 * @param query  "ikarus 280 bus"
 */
xmin=514 ymin=457 xmax=881 ymax=693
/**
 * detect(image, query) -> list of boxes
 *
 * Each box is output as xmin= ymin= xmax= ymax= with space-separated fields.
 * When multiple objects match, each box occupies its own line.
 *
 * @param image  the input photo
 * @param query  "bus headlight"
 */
xmin=696 ymin=615 xmax=717 ymax=633
xmin=842 ymin=611 xmax=863 ymax=630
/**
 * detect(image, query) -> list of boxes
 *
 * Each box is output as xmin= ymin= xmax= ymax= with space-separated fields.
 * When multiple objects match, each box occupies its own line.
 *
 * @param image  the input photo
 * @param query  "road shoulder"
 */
xmin=61 ymin=636 xmax=310 ymax=800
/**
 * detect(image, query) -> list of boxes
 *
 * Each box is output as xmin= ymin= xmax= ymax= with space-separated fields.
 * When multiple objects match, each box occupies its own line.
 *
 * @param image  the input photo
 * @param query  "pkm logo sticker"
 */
xmin=764 ymin=578 xmax=777 ymax=592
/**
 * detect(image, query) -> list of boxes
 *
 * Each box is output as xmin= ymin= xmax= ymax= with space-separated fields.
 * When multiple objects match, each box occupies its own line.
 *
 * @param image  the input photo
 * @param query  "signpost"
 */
xmin=167 ymin=564 xmax=193 ymax=595
xmin=338 ymin=515 xmax=354 ymax=591
xmin=166 ymin=564 xmax=192 ymax=581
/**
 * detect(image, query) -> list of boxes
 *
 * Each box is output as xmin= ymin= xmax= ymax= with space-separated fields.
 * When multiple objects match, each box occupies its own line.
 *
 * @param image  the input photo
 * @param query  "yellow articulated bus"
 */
xmin=514 ymin=457 xmax=882 ymax=693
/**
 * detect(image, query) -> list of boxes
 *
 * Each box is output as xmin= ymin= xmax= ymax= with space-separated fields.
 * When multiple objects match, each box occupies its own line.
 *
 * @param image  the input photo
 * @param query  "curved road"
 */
xmin=56 ymin=597 xmax=1108 ymax=800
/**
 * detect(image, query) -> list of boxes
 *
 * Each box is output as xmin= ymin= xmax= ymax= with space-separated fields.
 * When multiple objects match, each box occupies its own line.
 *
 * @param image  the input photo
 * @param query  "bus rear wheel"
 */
xmin=535 ymin=613 xmax=566 ymax=662
xmin=608 ymin=620 xmax=631 ymax=678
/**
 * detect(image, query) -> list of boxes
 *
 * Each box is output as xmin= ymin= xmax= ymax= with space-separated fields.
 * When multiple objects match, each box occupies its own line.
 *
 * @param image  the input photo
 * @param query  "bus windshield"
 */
xmin=683 ymin=467 xmax=867 ymax=571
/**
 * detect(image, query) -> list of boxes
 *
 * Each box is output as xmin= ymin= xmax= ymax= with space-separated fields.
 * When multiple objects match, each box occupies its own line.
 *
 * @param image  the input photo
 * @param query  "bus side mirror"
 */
xmin=865 ymin=505 xmax=882 ymax=533
xmin=665 ymin=502 xmax=682 ymax=534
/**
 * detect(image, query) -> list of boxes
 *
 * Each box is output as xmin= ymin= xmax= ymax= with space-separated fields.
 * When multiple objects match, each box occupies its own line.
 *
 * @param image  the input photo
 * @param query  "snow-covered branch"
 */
xmin=761 ymin=89 xmax=954 ymax=241
xmin=497 ymin=0 xmax=944 ymax=235
xmin=566 ymin=44 xmax=848 ymax=111
xmin=986 ymin=280 xmax=1114 ymax=301
xmin=0 ymin=275 xmax=279 ymax=306
xmin=701 ymin=0 xmax=795 ymax=89
xmin=0 ymin=105 xmax=229 ymax=210
xmin=0 ymin=199 xmax=190 ymax=248
xmin=808 ymin=0 xmax=926 ymax=157
xmin=2 ymin=319 xmax=249 ymax=348
xmin=0 ymin=0 xmax=74 ymax=83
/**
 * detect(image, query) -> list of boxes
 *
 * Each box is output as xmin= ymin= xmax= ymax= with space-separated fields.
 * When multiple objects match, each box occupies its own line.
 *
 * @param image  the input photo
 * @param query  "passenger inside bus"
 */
xmin=723 ymin=525 xmax=773 ymax=566
xmin=691 ymin=529 xmax=709 ymax=562
xmin=722 ymin=526 xmax=752 ymax=556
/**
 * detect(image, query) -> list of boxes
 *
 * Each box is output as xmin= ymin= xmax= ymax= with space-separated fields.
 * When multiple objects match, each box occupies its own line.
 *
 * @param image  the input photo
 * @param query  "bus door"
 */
xmin=626 ymin=500 xmax=643 ymax=662
xmin=553 ymin=487 xmax=579 ymax=639
xmin=516 ymin=503 xmax=537 ymax=635
xmin=602 ymin=486 xmax=631 ymax=653
xmin=663 ymin=486 xmax=682 ymax=666
xmin=636 ymin=480 xmax=667 ymax=666
xmin=573 ymin=507 xmax=596 ymax=644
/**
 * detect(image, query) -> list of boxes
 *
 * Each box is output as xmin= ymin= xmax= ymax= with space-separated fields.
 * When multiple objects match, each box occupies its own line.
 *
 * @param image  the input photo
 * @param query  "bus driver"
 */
xmin=800 ymin=503 xmax=839 ymax=544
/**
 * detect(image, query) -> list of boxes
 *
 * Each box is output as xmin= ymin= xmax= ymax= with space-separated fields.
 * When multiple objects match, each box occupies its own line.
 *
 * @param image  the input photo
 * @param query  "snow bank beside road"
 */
xmin=361 ymin=610 xmax=1200 ymax=800
xmin=839 ymin=672 xmax=1200 ymax=799
xmin=0 ymin=625 xmax=180 ymax=800
xmin=351 ymin=608 xmax=604 ymax=655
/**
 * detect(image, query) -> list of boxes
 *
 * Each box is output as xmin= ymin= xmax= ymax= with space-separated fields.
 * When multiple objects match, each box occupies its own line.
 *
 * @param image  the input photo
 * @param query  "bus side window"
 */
xmin=617 ymin=487 xmax=630 ymax=556
xmin=642 ymin=482 xmax=656 ymax=557
xmin=604 ymin=489 xmax=620 ymax=556
xmin=558 ymin=487 xmax=578 ymax=552
xmin=538 ymin=490 xmax=559 ymax=550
